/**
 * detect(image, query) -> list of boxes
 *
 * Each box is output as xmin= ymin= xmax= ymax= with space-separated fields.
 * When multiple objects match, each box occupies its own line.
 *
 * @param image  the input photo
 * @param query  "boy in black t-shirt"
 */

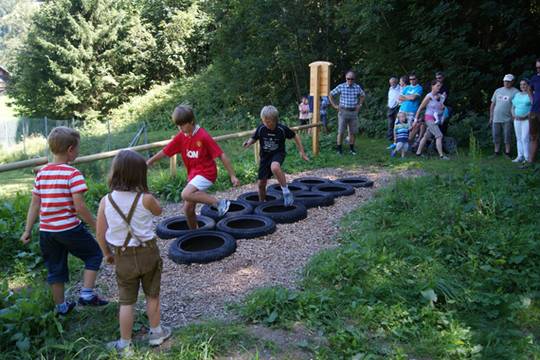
xmin=243 ymin=105 xmax=309 ymax=206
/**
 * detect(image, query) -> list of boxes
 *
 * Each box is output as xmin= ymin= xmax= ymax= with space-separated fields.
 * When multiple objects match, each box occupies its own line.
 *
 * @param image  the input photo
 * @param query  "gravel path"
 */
xmin=96 ymin=167 xmax=416 ymax=326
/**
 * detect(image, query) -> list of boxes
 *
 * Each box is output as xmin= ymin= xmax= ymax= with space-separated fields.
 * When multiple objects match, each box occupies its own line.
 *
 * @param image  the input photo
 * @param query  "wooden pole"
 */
xmin=311 ymin=65 xmax=321 ymax=156
xmin=0 ymin=123 xmax=320 ymax=173
xmin=169 ymin=136 xmax=177 ymax=177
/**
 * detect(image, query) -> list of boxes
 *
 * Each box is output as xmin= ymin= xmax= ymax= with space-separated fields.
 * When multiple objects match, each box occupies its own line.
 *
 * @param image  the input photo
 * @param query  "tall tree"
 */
xmin=9 ymin=0 xmax=156 ymax=119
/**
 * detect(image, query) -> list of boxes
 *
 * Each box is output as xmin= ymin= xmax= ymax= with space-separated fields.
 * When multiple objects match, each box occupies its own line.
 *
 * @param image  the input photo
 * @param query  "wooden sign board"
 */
xmin=309 ymin=61 xmax=332 ymax=96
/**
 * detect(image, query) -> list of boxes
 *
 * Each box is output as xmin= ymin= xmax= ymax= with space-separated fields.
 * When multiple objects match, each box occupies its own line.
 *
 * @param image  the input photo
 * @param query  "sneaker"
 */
xmin=78 ymin=294 xmax=108 ymax=306
xmin=440 ymin=155 xmax=449 ymax=160
xmin=512 ymin=157 xmax=523 ymax=163
xmin=390 ymin=150 xmax=396 ymax=158
xmin=504 ymin=152 xmax=512 ymax=159
xmin=387 ymin=143 xmax=396 ymax=150
xmin=283 ymin=191 xmax=294 ymax=207
xmin=148 ymin=326 xmax=172 ymax=346
xmin=350 ymin=149 xmax=357 ymax=155
xmin=56 ymin=301 xmax=76 ymax=317
xmin=217 ymin=199 xmax=230 ymax=217
xmin=336 ymin=146 xmax=343 ymax=155
xmin=106 ymin=340 xmax=134 ymax=357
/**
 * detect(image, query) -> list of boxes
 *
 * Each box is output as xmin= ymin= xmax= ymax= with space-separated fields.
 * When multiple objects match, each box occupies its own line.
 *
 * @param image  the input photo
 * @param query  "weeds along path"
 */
xmin=95 ymin=167 xmax=421 ymax=326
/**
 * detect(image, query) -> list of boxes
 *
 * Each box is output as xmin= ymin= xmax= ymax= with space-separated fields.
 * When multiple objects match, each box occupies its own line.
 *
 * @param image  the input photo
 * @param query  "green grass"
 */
xmin=2 ymin=133 xmax=540 ymax=359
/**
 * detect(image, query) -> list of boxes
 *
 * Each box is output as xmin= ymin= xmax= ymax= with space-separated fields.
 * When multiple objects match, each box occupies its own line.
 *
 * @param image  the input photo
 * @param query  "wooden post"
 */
xmin=311 ymin=65 xmax=321 ymax=156
xmin=253 ymin=140 xmax=260 ymax=164
xmin=309 ymin=61 xmax=332 ymax=157
xmin=169 ymin=136 xmax=177 ymax=177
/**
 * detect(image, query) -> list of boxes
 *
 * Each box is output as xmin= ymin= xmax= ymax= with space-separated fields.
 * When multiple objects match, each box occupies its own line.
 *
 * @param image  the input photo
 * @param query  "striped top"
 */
xmin=32 ymin=163 xmax=88 ymax=232
xmin=395 ymin=123 xmax=409 ymax=143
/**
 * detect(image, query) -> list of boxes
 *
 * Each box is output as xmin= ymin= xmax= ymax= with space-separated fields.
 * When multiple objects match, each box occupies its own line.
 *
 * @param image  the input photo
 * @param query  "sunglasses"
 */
xmin=346 ymin=78 xmax=355 ymax=80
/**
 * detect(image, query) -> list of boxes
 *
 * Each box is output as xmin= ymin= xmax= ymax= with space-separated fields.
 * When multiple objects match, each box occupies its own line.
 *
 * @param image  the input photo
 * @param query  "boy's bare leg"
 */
xmin=51 ymin=283 xmax=65 ymax=305
xmin=182 ymin=184 xmax=217 ymax=205
xmin=82 ymin=269 xmax=97 ymax=289
xmin=258 ymin=179 xmax=268 ymax=201
xmin=146 ymin=296 xmax=160 ymax=328
xmin=348 ymin=130 xmax=355 ymax=147
xmin=271 ymin=162 xmax=286 ymax=187
xmin=119 ymin=304 xmax=134 ymax=340
xmin=183 ymin=200 xmax=197 ymax=229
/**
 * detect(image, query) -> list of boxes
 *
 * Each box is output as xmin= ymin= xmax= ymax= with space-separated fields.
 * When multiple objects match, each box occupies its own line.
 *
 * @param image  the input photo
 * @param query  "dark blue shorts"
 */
xmin=39 ymin=223 xmax=103 ymax=284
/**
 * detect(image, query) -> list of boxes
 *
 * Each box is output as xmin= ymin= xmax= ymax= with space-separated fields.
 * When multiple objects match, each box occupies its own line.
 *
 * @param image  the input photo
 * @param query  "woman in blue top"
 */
xmin=511 ymin=79 xmax=533 ymax=163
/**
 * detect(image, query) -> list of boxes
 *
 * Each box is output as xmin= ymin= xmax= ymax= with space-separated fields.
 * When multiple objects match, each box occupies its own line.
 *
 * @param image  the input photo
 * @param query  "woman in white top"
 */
xmin=511 ymin=79 xmax=533 ymax=163
xmin=96 ymin=150 xmax=170 ymax=355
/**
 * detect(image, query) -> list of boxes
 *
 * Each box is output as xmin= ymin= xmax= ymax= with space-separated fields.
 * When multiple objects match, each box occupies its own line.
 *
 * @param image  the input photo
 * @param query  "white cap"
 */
xmin=503 ymin=74 xmax=514 ymax=82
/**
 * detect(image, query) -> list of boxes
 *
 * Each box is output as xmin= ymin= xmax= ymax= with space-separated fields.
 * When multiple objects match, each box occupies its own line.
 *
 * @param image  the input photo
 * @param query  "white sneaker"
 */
xmin=148 ymin=325 xmax=172 ymax=346
xmin=512 ymin=157 xmax=523 ymax=163
xmin=283 ymin=191 xmax=294 ymax=207
xmin=217 ymin=199 xmax=230 ymax=217
xmin=106 ymin=340 xmax=134 ymax=357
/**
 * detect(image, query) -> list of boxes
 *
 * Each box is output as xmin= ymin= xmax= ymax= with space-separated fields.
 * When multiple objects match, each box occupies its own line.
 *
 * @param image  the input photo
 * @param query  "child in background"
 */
xmin=96 ymin=150 xmax=169 ymax=355
xmin=298 ymin=96 xmax=310 ymax=126
xmin=147 ymin=105 xmax=239 ymax=229
xmin=20 ymin=126 xmax=107 ymax=316
xmin=392 ymin=112 xmax=410 ymax=158
xmin=320 ymin=96 xmax=330 ymax=133
xmin=243 ymin=105 xmax=309 ymax=206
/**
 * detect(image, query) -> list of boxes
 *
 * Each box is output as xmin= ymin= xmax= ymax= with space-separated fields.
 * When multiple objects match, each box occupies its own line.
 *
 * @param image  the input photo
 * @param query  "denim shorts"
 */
xmin=39 ymin=223 xmax=103 ymax=284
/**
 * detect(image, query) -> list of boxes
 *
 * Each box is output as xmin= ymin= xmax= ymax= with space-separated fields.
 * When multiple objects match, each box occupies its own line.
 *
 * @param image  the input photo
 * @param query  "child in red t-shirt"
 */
xmin=147 ymin=105 xmax=239 ymax=229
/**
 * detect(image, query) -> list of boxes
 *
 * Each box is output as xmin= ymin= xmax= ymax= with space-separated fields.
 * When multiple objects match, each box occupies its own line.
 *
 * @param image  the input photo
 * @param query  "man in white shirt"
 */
xmin=386 ymin=76 xmax=401 ymax=141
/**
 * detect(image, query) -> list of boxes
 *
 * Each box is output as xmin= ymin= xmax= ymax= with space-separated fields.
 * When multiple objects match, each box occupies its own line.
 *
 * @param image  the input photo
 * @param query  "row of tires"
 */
xmin=160 ymin=176 xmax=373 ymax=265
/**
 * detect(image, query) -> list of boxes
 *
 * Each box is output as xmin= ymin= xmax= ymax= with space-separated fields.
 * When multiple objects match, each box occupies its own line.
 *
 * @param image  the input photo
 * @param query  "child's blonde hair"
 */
xmin=172 ymin=105 xmax=195 ymax=126
xmin=260 ymin=105 xmax=279 ymax=123
xmin=48 ymin=126 xmax=80 ymax=155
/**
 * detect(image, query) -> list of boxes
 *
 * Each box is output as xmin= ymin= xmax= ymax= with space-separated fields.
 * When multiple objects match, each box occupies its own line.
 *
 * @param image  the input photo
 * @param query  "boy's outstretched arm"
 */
xmin=96 ymin=197 xmax=114 ymax=264
xmin=146 ymin=149 xmax=167 ymax=167
xmin=219 ymin=153 xmax=240 ymax=186
xmin=293 ymin=134 xmax=309 ymax=161
xmin=73 ymin=192 xmax=96 ymax=231
xmin=20 ymin=193 xmax=41 ymax=244
xmin=243 ymin=138 xmax=255 ymax=148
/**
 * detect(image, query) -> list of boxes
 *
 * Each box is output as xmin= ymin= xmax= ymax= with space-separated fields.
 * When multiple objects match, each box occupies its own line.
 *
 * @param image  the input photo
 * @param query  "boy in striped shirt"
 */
xmin=20 ymin=127 xmax=107 ymax=316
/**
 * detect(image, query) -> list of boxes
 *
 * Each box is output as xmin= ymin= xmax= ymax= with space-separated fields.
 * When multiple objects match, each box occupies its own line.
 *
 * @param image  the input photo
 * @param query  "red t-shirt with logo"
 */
xmin=162 ymin=126 xmax=223 ymax=182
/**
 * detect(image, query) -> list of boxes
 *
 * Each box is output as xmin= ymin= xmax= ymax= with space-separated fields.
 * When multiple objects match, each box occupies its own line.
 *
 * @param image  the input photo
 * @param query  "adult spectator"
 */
xmin=399 ymin=72 xmax=423 ymax=144
xmin=320 ymin=96 xmax=330 ymax=133
xmin=386 ymin=76 xmax=401 ymax=142
xmin=489 ymin=74 xmax=519 ymax=157
xmin=329 ymin=70 xmax=366 ymax=155
xmin=511 ymin=79 xmax=532 ymax=163
xmin=435 ymin=71 xmax=451 ymax=134
xmin=528 ymin=59 xmax=540 ymax=164
xmin=414 ymin=80 xmax=448 ymax=160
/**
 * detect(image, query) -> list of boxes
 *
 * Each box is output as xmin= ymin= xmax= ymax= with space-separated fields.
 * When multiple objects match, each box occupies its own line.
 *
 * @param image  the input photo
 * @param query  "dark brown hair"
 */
xmin=172 ymin=105 xmax=195 ymax=126
xmin=108 ymin=150 xmax=148 ymax=192
xmin=48 ymin=126 xmax=80 ymax=155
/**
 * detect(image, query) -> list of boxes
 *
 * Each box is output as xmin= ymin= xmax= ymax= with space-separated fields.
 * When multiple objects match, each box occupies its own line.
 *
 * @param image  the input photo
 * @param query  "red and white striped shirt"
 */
xmin=32 ymin=164 xmax=88 ymax=232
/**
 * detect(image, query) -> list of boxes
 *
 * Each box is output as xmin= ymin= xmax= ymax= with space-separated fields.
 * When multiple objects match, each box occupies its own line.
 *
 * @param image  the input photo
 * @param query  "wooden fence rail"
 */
xmin=0 ymin=123 xmax=321 ymax=175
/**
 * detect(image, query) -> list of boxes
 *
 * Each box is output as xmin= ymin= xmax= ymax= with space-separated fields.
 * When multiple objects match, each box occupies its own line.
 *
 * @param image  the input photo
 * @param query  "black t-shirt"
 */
xmin=252 ymin=123 xmax=295 ymax=158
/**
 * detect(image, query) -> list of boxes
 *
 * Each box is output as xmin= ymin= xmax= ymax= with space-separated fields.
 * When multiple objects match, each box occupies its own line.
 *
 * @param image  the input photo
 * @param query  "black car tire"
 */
xmin=237 ymin=191 xmax=282 ymax=208
xmin=291 ymin=177 xmax=332 ymax=190
xmin=334 ymin=176 xmax=374 ymax=188
xmin=200 ymin=199 xmax=253 ymax=221
xmin=311 ymin=183 xmax=355 ymax=197
xmin=292 ymin=190 xmax=335 ymax=208
xmin=168 ymin=230 xmax=236 ymax=264
xmin=216 ymin=214 xmax=276 ymax=239
xmin=155 ymin=215 xmax=215 ymax=239
xmin=254 ymin=201 xmax=307 ymax=224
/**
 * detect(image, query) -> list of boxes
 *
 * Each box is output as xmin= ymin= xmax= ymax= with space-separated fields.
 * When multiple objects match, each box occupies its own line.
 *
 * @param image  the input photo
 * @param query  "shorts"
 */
xmin=338 ymin=109 xmax=358 ymax=134
xmin=114 ymin=239 xmax=162 ymax=305
xmin=530 ymin=112 xmax=540 ymax=141
xmin=258 ymin=152 xmax=285 ymax=180
xmin=299 ymin=118 xmax=309 ymax=126
xmin=39 ymin=223 xmax=103 ymax=284
xmin=188 ymin=175 xmax=213 ymax=191
xmin=395 ymin=142 xmax=409 ymax=152
xmin=425 ymin=121 xmax=443 ymax=140
xmin=492 ymin=121 xmax=513 ymax=145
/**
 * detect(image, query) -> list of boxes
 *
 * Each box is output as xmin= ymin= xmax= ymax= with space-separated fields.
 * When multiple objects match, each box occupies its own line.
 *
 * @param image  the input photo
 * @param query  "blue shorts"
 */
xmin=39 ymin=223 xmax=103 ymax=284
